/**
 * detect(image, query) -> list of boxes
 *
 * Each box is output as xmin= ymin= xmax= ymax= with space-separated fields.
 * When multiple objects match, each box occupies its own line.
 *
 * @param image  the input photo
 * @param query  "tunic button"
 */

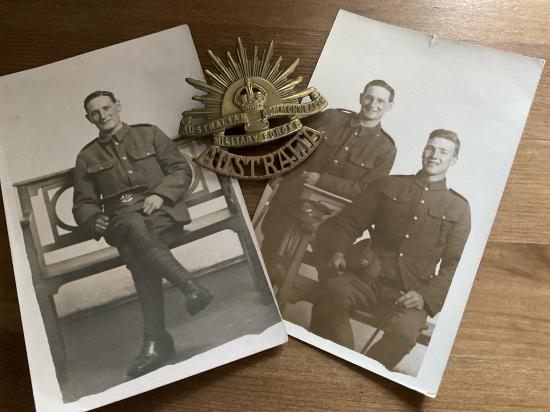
xmin=354 ymin=131 xmax=359 ymax=136
xmin=443 ymin=216 xmax=446 ymax=220
xmin=420 ymin=199 xmax=425 ymax=204
xmin=424 ymin=187 xmax=429 ymax=191
xmin=399 ymin=252 xmax=404 ymax=257
xmin=128 ymin=170 xmax=134 ymax=174
xmin=361 ymin=259 xmax=369 ymax=266
xmin=334 ymin=159 xmax=339 ymax=164
xmin=393 ymin=197 xmax=397 ymax=201
xmin=114 ymin=141 xmax=119 ymax=146
xmin=344 ymin=146 xmax=349 ymax=151
xmin=404 ymin=234 xmax=410 ymax=239
xmin=121 ymin=156 xmax=128 ymax=160
xmin=146 ymin=152 xmax=151 ymax=155
xmin=413 ymin=216 xmax=418 ymax=221
xmin=99 ymin=166 xmax=103 ymax=170
xmin=360 ymin=163 xmax=365 ymax=167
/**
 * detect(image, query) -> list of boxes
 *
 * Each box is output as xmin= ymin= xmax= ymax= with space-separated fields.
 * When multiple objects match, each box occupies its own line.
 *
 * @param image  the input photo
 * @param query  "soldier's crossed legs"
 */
xmin=310 ymin=273 xmax=427 ymax=370
xmin=104 ymin=210 xmax=180 ymax=338
xmin=103 ymin=210 xmax=213 ymax=377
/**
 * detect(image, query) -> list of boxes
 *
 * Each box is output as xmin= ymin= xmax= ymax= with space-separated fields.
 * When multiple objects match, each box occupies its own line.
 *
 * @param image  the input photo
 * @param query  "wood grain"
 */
xmin=0 ymin=1 xmax=549 ymax=410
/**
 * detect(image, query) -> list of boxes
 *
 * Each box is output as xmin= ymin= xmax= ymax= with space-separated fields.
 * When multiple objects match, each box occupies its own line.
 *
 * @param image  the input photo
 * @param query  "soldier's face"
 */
xmin=359 ymin=86 xmax=392 ymax=122
xmin=422 ymin=138 xmax=457 ymax=178
xmin=85 ymin=96 xmax=122 ymax=133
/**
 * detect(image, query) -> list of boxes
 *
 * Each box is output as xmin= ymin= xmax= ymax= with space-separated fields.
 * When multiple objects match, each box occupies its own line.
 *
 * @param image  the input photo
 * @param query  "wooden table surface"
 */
xmin=1 ymin=1 xmax=549 ymax=410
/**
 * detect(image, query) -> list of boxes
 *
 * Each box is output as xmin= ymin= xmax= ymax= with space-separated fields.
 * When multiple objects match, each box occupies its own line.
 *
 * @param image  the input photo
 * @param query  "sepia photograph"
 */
xmin=253 ymin=10 xmax=544 ymax=395
xmin=0 ymin=26 xmax=286 ymax=411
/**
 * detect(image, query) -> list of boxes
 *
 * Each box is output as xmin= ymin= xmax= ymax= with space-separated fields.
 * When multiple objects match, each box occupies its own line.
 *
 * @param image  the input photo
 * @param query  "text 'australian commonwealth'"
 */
xmin=264 ymin=95 xmax=328 ymax=118
xmin=181 ymin=113 xmax=247 ymax=136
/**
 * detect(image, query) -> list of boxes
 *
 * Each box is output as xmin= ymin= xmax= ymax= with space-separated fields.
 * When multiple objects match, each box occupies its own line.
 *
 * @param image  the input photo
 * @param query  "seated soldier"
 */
xmin=260 ymin=80 xmax=397 ymax=283
xmin=72 ymin=90 xmax=213 ymax=378
xmin=310 ymin=130 xmax=471 ymax=370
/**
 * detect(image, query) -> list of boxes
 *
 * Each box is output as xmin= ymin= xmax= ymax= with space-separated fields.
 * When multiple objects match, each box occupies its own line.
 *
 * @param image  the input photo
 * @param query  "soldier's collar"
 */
xmin=349 ymin=116 xmax=382 ymax=135
xmin=98 ymin=123 xmax=130 ymax=144
xmin=413 ymin=172 xmax=447 ymax=191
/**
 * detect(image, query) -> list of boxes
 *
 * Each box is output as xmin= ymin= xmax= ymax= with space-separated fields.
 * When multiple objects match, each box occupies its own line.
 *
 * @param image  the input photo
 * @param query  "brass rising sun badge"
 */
xmin=179 ymin=38 xmax=327 ymax=180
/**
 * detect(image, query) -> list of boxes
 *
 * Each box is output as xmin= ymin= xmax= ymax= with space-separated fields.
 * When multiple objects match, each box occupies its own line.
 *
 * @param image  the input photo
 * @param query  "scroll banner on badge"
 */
xmin=180 ymin=94 xmax=327 ymax=138
xmin=193 ymin=126 xmax=323 ymax=180
xmin=213 ymin=118 xmax=302 ymax=147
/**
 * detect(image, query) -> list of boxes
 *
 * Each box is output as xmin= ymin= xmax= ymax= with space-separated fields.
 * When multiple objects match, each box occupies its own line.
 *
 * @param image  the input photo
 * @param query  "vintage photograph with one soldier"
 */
xmin=253 ymin=10 xmax=544 ymax=396
xmin=0 ymin=26 xmax=286 ymax=412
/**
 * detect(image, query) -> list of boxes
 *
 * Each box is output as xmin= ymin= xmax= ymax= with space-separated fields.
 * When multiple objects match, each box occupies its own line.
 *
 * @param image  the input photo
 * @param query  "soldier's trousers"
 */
xmin=309 ymin=273 xmax=428 ymax=370
xmin=260 ymin=177 xmax=305 ymax=284
xmin=104 ymin=210 xmax=187 ymax=338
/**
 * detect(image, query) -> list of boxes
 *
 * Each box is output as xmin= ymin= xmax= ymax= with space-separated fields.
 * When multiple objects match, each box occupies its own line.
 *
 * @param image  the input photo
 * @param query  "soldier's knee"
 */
xmin=384 ymin=318 xmax=421 ymax=349
xmin=113 ymin=213 xmax=145 ymax=231
xmin=317 ymin=278 xmax=354 ymax=311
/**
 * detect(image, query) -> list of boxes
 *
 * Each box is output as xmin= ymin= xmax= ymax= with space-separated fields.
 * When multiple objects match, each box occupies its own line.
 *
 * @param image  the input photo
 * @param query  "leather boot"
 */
xmin=127 ymin=332 xmax=175 ymax=378
xmin=146 ymin=247 xmax=214 ymax=316
xmin=181 ymin=279 xmax=214 ymax=315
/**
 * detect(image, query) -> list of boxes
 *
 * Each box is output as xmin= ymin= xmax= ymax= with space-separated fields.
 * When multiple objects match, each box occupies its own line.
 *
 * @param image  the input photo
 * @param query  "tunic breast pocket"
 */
xmin=378 ymin=184 xmax=411 ymax=235
xmin=345 ymin=155 xmax=375 ymax=179
xmin=128 ymin=145 xmax=162 ymax=175
xmin=427 ymin=206 xmax=459 ymax=246
xmin=86 ymin=159 xmax=116 ymax=176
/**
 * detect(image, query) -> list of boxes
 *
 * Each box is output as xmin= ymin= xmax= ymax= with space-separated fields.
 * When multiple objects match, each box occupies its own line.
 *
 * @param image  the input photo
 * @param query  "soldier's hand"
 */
xmin=143 ymin=194 xmax=164 ymax=215
xmin=94 ymin=214 xmax=110 ymax=235
xmin=329 ymin=252 xmax=346 ymax=275
xmin=395 ymin=290 xmax=425 ymax=310
xmin=302 ymin=171 xmax=321 ymax=185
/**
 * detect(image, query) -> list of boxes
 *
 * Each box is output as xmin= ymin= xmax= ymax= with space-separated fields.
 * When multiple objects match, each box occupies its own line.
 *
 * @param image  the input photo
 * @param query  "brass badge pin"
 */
xmin=179 ymin=38 xmax=327 ymax=180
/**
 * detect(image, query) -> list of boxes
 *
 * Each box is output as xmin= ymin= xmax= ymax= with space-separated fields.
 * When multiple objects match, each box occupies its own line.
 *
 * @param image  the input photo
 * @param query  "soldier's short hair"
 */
xmin=428 ymin=129 xmax=460 ymax=156
xmin=84 ymin=90 xmax=117 ymax=112
xmin=364 ymin=80 xmax=395 ymax=103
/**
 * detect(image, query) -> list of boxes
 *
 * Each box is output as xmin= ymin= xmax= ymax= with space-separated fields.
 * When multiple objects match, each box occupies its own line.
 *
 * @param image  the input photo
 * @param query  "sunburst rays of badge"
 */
xmin=185 ymin=38 xmax=313 ymax=121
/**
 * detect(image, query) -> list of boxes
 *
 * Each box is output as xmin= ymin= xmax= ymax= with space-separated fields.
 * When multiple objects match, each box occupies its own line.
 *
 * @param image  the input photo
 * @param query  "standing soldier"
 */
xmin=72 ymin=90 xmax=213 ymax=378
xmin=310 ymin=130 xmax=471 ymax=370
xmin=260 ymin=80 xmax=397 ymax=282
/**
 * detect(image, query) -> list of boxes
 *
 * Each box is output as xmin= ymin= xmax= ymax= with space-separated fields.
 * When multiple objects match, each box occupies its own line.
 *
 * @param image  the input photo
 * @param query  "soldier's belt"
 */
xmin=103 ymin=185 xmax=148 ymax=214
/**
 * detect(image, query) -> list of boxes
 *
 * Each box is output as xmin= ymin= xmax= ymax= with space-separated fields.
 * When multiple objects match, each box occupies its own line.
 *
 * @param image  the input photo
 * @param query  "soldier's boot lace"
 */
xmin=146 ymin=247 xmax=214 ymax=316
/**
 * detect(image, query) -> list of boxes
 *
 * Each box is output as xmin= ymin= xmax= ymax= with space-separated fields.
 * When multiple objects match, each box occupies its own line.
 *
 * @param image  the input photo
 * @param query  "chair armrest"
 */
xmin=20 ymin=211 xmax=34 ymax=228
xmin=302 ymin=183 xmax=353 ymax=204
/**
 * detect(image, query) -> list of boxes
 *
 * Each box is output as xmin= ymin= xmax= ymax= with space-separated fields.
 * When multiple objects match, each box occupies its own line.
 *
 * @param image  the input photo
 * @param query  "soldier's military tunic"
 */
xmin=260 ymin=109 xmax=396 ymax=277
xmin=73 ymin=122 xmax=193 ymax=238
xmin=310 ymin=173 xmax=471 ymax=369
xmin=302 ymin=108 xmax=397 ymax=200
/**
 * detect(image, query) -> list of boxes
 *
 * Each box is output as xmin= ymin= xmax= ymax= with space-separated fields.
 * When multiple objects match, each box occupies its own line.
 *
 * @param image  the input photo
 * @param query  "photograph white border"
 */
xmin=0 ymin=25 xmax=286 ymax=411
xmin=256 ymin=10 xmax=544 ymax=396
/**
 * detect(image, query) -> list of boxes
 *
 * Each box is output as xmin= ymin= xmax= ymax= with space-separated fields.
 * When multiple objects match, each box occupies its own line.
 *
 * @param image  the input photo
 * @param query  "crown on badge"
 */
xmin=234 ymin=79 xmax=268 ymax=112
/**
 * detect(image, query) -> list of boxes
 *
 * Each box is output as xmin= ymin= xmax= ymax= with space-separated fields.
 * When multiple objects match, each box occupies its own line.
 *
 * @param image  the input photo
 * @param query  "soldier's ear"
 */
xmin=450 ymin=156 xmax=458 ymax=167
xmin=114 ymin=100 xmax=122 ymax=112
xmin=85 ymin=113 xmax=92 ymax=124
xmin=359 ymin=91 xmax=364 ymax=105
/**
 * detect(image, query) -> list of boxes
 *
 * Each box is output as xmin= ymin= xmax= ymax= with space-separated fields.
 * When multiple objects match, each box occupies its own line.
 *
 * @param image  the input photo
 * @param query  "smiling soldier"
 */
xmin=309 ymin=129 xmax=471 ymax=370
xmin=72 ymin=91 xmax=213 ymax=378
xmin=260 ymin=80 xmax=397 ymax=283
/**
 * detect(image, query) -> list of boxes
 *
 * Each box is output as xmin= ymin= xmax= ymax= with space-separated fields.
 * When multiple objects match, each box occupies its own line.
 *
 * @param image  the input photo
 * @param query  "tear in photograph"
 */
xmin=0 ymin=25 xmax=286 ymax=411
xmin=253 ymin=10 xmax=543 ymax=396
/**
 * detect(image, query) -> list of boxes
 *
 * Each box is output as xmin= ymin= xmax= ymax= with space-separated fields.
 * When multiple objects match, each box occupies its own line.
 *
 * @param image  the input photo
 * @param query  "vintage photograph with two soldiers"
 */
xmin=253 ymin=11 xmax=543 ymax=393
